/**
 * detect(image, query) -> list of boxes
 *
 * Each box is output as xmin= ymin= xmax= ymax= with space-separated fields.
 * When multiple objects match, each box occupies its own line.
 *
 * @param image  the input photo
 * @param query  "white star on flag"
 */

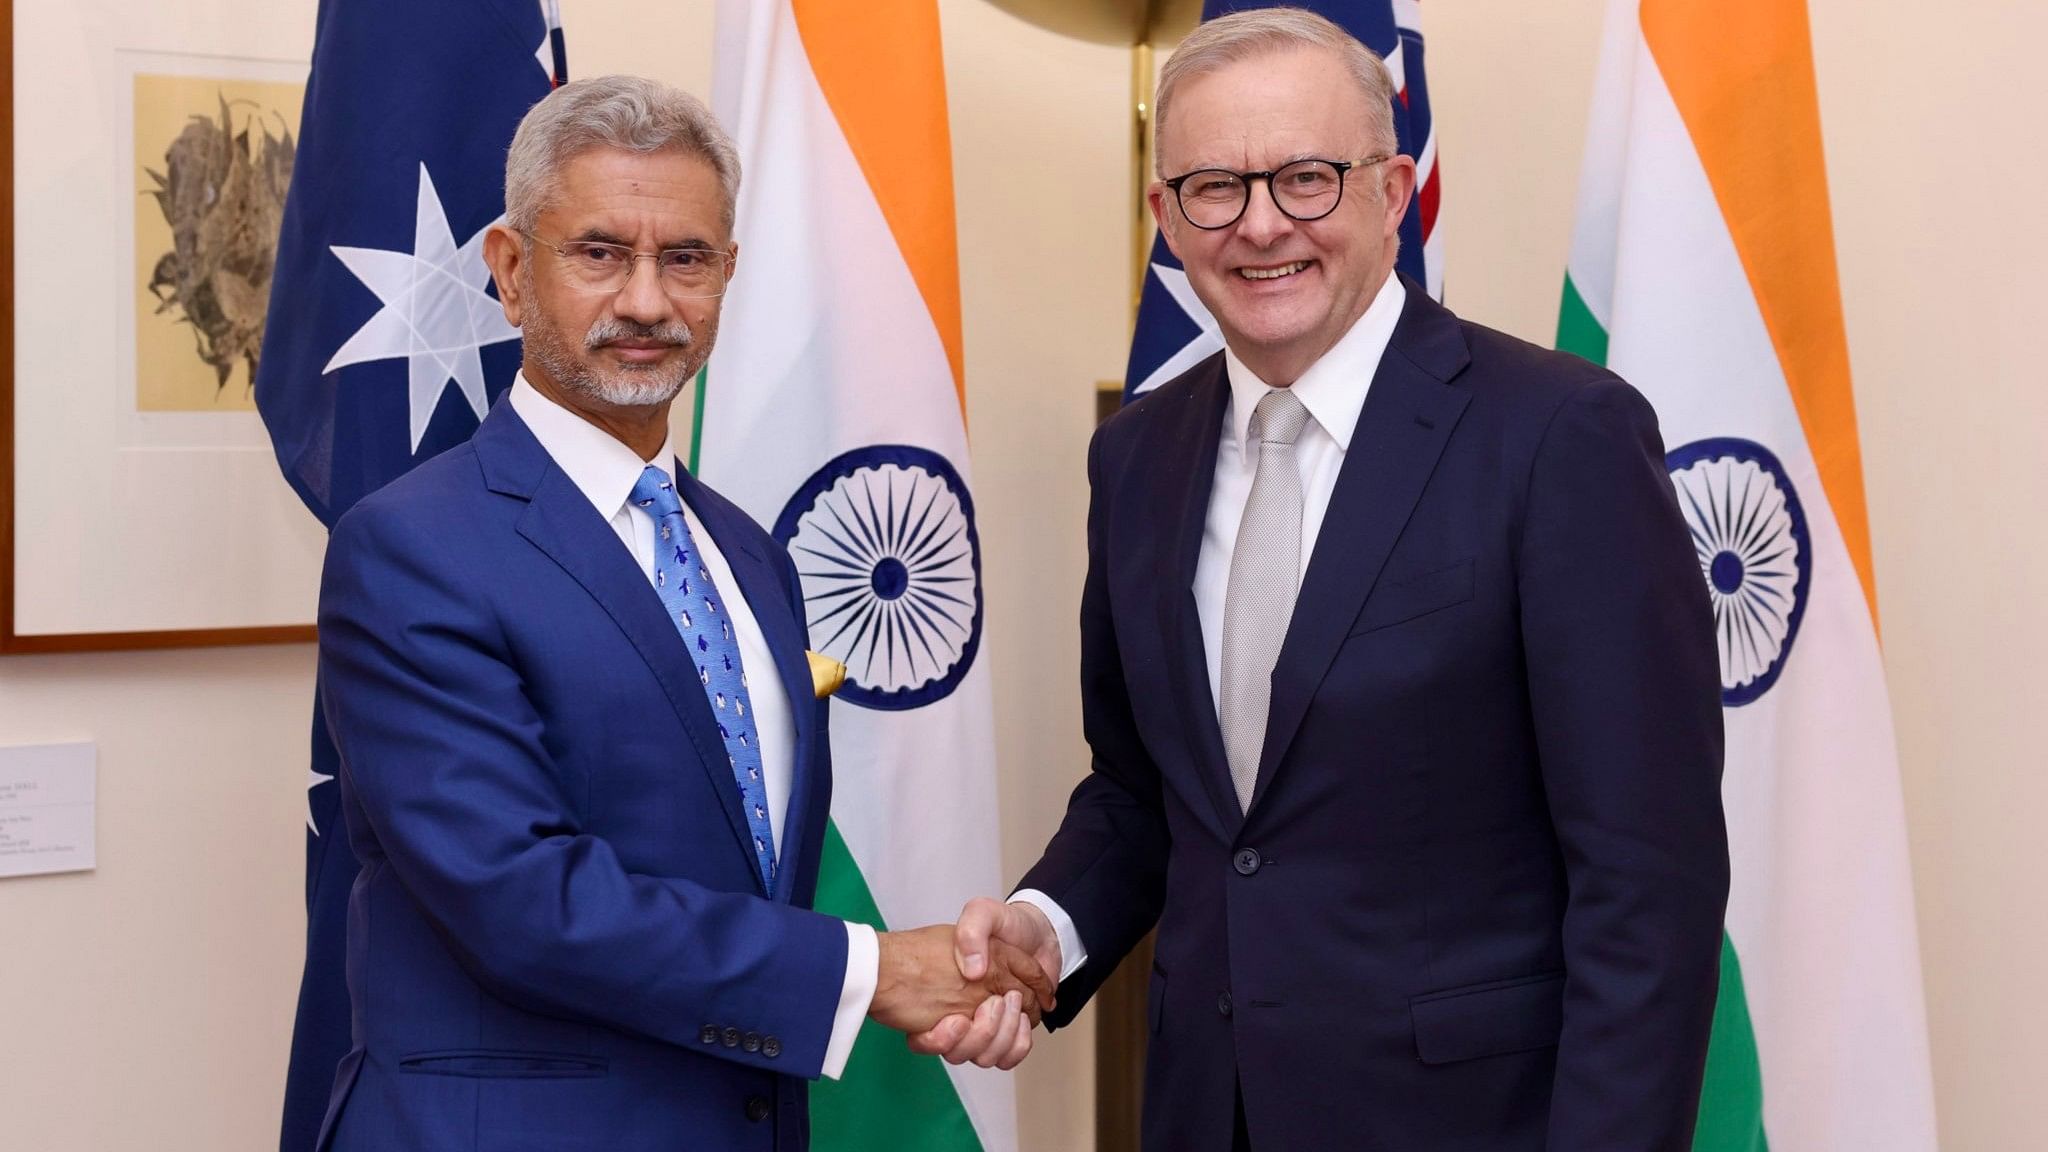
xmin=306 ymin=766 xmax=335 ymax=834
xmin=1132 ymin=262 xmax=1225 ymax=397
xmin=323 ymin=163 xmax=521 ymax=452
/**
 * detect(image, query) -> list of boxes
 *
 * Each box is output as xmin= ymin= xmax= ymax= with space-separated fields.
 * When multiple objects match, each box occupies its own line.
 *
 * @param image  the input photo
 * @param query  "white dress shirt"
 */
xmin=1012 ymin=271 xmax=1407 ymax=981
xmin=510 ymin=376 xmax=877 ymax=1079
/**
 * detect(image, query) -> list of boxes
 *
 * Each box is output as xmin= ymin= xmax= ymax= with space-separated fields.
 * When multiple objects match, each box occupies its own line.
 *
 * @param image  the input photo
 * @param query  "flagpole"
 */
xmin=1130 ymin=40 xmax=1154 ymax=318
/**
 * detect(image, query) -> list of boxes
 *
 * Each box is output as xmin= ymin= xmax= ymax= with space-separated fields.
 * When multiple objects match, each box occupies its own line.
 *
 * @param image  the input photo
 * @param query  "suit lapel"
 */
xmin=476 ymin=405 xmax=764 ymax=892
xmin=673 ymin=466 xmax=819 ymax=904
xmin=1149 ymin=358 xmax=1244 ymax=842
xmin=1250 ymin=285 xmax=1474 ymax=811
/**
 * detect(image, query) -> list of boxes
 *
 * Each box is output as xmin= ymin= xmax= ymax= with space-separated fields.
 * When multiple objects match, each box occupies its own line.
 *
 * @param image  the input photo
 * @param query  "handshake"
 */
xmin=866 ymin=897 xmax=1063 ymax=1071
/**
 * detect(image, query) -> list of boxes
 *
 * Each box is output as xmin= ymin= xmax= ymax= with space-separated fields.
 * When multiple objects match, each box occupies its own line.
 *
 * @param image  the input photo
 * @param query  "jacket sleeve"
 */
xmin=1516 ymin=378 xmax=1731 ymax=1150
xmin=1017 ymin=423 xmax=1173 ymax=1029
xmin=318 ymin=500 xmax=850 ymax=1079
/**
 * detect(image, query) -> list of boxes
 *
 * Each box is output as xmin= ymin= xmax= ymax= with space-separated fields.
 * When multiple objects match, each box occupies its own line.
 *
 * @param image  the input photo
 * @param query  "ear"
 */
xmin=1378 ymin=155 xmax=1418 ymax=242
xmin=482 ymin=223 xmax=528 ymax=327
xmin=724 ymin=239 xmax=740 ymax=286
xmin=1147 ymin=181 xmax=1183 ymax=262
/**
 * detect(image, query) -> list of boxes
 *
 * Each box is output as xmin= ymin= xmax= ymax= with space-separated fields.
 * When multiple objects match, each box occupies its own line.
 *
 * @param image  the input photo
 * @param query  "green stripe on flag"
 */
xmin=687 ymin=366 xmax=707 ymax=474
xmin=809 ymin=820 xmax=984 ymax=1152
xmin=1693 ymin=933 xmax=1770 ymax=1151
xmin=1557 ymin=273 xmax=1611 ymax=367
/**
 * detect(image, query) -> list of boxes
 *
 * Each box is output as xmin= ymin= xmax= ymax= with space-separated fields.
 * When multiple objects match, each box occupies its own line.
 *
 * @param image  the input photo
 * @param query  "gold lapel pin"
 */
xmin=806 ymin=651 xmax=847 ymax=700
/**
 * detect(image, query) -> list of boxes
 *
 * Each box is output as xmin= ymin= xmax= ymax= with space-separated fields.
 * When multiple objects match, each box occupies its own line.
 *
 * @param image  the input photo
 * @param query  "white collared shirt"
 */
xmin=1013 ymin=270 xmax=1407 ymax=983
xmin=509 ymin=375 xmax=875 ymax=1079
xmin=1198 ymin=270 xmax=1406 ymax=709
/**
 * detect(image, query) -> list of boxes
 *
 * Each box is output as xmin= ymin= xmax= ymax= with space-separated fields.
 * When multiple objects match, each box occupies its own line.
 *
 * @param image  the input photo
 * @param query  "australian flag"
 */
xmin=252 ymin=2 xmax=564 ymax=1149
xmin=1125 ymin=0 xmax=1440 ymax=399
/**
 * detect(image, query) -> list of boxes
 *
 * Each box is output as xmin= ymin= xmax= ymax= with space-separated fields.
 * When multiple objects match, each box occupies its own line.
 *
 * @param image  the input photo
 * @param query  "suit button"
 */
xmin=722 ymin=1027 xmax=742 ymax=1048
xmin=742 ymin=1032 xmax=762 ymax=1053
xmin=1233 ymin=848 xmax=1262 ymax=876
xmin=1217 ymin=991 xmax=1233 ymax=1018
xmin=762 ymin=1036 xmax=782 ymax=1059
xmin=699 ymin=1025 xmax=719 ymax=1045
xmin=744 ymin=1095 xmax=771 ymax=1123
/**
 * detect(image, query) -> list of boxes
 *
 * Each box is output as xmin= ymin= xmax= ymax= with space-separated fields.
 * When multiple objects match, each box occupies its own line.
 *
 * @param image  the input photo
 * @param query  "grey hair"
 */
xmin=1154 ymin=7 xmax=1398 ymax=175
xmin=504 ymin=75 xmax=741 ymax=233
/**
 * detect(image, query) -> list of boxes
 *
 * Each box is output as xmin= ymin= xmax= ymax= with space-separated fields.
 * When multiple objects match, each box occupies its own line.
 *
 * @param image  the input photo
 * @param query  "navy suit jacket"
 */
xmin=314 ymin=401 xmax=843 ymax=1152
xmin=1020 ymin=279 xmax=1730 ymax=1152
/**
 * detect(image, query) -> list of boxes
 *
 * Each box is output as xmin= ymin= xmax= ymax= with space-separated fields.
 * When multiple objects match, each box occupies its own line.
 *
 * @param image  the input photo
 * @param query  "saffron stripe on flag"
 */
xmin=1640 ymin=0 xmax=1875 ymax=620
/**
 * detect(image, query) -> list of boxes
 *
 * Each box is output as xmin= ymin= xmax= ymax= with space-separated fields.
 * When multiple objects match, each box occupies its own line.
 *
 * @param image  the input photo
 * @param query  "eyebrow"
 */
xmin=1180 ymin=152 xmax=1337 ymax=174
xmin=567 ymin=228 xmax=721 ymax=251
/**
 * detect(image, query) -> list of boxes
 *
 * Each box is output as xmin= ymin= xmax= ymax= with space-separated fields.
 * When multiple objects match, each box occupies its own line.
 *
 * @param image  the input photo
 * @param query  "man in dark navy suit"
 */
xmin=312 ymin=76 xmax=1049 ymax=1152
xmin=919 ymin=10 xmax=1728 ymax=1151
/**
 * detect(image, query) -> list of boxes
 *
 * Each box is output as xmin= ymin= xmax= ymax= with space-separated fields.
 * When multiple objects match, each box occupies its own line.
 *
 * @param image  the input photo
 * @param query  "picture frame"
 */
xmin=1 ymin=0 xmax=326 ymax=653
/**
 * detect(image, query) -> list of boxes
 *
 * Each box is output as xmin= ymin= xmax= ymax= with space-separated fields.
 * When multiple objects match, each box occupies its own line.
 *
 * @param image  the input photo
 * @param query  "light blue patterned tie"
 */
xmin=632 ymin=466 xmax=776 ymax=889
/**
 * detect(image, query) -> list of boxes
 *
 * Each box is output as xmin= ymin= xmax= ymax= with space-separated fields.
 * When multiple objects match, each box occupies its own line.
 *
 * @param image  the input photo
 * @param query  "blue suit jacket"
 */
xmin=314 ymin=400 xmax=843 ymax=1152
xmin=1021 ymin=279 xmax=1730 ymax=1152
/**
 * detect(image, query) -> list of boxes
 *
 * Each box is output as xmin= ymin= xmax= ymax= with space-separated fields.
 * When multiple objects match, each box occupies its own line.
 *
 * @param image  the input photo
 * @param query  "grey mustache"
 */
xmin=585 ymin=318 xmax=693 ymax=349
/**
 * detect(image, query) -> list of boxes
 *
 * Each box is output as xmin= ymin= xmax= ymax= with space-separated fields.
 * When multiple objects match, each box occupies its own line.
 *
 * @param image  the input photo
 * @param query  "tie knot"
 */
xmin=630 ymin=464 xmax=685 ymax=520
xmin=1249 ymin=388 xmax=1311 ymax=447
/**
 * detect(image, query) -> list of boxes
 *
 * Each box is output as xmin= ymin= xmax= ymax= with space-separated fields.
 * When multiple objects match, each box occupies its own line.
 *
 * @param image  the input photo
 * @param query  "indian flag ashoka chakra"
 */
xmin=1665 ymin=438 xmax=1814 ymax=706
xmin=772 ymin=445 xmax=984 ymax=712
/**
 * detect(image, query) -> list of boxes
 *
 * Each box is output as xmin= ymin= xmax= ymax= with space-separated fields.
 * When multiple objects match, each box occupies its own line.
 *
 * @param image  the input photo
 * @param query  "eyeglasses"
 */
xmin=1162 ymin=154 xmax=1392 ymax=230
xmin=519 ymin=230 xmax=734 ymax=298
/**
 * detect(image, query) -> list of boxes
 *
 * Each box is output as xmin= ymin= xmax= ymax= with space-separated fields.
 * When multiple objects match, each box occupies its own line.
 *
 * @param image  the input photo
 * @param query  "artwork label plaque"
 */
xmin=0 ymin=743 xmax=97 ymax=879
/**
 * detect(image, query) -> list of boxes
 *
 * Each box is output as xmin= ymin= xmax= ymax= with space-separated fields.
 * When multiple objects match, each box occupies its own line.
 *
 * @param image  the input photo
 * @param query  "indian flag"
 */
xmin=1560 ymin=1 xmax=1937 ymax=1147
xmin=707 ymin=3 xmax=1014 ymax=1151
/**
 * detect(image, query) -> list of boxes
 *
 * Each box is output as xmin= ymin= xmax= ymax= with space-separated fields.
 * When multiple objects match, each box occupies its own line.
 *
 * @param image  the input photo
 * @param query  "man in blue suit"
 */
xmin=923 ymin=10 xmax=1729 ymax=1151
xmin=313 ymin=76 xmax=1050 ymax=1152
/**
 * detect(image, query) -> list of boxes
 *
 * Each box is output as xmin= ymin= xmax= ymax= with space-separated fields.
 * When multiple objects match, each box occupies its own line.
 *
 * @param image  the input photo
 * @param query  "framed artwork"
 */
xmin=2 ymin=0 xmax=326 ymax=652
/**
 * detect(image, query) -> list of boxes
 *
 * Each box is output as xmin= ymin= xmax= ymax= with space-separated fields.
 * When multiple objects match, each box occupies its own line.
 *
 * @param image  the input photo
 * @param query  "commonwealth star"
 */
xmin=323 ymin=164 xmax=521 ymax=451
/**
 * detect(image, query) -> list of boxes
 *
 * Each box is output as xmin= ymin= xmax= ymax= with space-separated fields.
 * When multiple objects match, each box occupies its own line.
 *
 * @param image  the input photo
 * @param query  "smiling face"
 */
xmin=1150 ymin=45 xmax=1415 ymax=386
xmin=486 ymin=146 xmax=736 ymax=418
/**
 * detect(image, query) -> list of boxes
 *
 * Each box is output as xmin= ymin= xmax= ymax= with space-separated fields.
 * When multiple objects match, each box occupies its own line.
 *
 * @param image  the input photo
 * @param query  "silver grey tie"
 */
xmin=1220 ymin=388 xmax=1313 ymax=812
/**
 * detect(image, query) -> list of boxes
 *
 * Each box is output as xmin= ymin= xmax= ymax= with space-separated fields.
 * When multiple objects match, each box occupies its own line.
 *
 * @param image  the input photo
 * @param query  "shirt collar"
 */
xmin=1222 ymin=270 xmax=1406 ymax=456
xmin=508 ymin=372 xmax=680 ymax=522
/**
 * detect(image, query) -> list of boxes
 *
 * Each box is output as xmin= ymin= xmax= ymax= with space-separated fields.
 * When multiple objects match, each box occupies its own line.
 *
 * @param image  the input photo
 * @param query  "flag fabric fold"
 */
xmin=709 ymin=2 xmax=1012 ymax=1150
xmin=1559 ymin=2 xmax=1937 ymax=1147
xmin=255 ymin=3 xmax=558 ymax=1148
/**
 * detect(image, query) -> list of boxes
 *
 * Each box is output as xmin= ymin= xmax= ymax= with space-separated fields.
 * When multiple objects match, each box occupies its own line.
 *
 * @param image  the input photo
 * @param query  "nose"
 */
xmin=612 ymin=255 xmax=674 ymax=325
xmin=1233 ymin=176 xmax=1295 ymax=246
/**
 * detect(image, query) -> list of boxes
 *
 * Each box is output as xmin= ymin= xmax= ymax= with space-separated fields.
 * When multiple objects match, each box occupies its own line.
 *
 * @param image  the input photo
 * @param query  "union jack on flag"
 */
xmin=1124 ymin=0 xmax=1441 ymax=400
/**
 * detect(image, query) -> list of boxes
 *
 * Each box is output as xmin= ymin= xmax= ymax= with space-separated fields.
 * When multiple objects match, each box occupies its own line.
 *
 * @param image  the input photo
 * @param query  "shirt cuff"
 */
xmin=822 ymin=922 xmax=878 ymax=1081
xmin=1008 ymin=889 xmax=1088 ymax=982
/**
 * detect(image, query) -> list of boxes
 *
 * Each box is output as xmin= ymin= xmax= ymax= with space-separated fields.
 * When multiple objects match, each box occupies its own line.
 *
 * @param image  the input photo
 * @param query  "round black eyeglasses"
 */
xmin=1162 ymin=154 xmax=1392 ymax=230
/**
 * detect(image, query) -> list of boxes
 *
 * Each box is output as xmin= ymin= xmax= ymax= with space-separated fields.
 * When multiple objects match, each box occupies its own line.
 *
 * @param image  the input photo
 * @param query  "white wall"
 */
xmin=0 ymin=647 xmax=315 ymax=1149
xmin=4 ymin=2 xmax=2043 ymax=1149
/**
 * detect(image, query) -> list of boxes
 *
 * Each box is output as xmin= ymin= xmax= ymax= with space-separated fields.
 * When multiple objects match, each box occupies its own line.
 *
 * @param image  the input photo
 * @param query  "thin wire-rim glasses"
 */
xmin=519 ymin=229 xmax=734 ymax=299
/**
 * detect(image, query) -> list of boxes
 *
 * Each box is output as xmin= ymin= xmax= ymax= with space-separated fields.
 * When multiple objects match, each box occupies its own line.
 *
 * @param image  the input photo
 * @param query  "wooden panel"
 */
xmin=1090 ymin=377 xmax=1150 ymax=1152
xmin=1094 ymin=930 xmax=1155 ymax=1152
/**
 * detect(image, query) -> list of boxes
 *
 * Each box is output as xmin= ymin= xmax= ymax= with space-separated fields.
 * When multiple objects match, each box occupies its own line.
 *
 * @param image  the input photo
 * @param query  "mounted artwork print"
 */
xmin=3 ymin=1 xmax=326 ymax=651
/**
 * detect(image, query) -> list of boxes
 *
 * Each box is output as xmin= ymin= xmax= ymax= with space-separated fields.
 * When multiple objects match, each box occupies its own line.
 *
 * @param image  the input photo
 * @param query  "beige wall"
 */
xmin=3 ymin=1 xmax=2043 ymax=1149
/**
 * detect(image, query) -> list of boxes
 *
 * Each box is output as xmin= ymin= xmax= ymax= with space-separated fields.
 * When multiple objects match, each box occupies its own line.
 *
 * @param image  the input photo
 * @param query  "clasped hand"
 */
xmin=870 ymin=898 xmax=1062 ymax=1071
